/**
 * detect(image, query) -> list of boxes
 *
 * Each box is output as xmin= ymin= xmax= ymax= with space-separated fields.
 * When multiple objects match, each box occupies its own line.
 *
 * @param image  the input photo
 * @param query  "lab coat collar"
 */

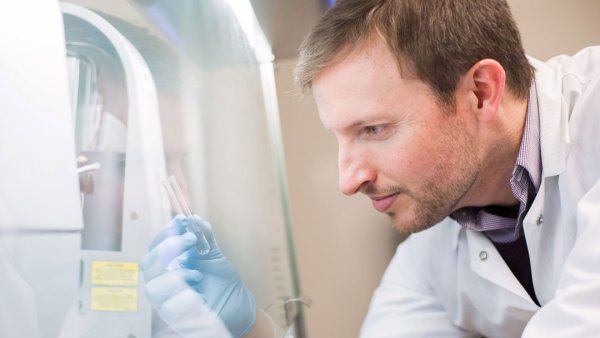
xmin=528 ymin=56 xmax=570 ymax=178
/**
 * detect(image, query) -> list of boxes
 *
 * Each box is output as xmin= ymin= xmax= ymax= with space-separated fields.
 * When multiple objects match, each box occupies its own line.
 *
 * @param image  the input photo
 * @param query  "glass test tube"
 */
xmin=161 ymin=175 xmax=211 ymax=255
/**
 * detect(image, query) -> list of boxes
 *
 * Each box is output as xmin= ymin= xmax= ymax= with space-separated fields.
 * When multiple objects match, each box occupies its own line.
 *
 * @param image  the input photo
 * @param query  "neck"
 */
xmin=462 ymin=95 xmax=528 ymax=208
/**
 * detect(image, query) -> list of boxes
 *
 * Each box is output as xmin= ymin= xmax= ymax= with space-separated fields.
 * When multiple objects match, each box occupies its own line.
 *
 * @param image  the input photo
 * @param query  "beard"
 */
xmin=381 ymin=108 xmax=481 ymax=235
xmin=395 ymin=155 xmax=478 ymax=234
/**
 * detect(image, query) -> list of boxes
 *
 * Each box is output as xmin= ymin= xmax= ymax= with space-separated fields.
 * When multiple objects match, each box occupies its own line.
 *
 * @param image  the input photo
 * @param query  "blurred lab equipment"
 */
xmin=0 ymin=0 xmax=305 ymax=336
xmin=60 ymin=3 xmax=170 ymax=337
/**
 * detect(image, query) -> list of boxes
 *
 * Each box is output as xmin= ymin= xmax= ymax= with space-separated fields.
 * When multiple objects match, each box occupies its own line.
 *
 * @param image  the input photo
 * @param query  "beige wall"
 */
xmin=276 ymin=1 xmax=600 ymax=337
xmin=508 ymin=0 xmax=600 ymax=60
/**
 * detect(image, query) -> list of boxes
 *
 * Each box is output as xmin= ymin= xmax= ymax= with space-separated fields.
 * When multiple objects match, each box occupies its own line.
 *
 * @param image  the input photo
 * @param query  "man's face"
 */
xmin=312 ymin=39 xmax=481 ymax=234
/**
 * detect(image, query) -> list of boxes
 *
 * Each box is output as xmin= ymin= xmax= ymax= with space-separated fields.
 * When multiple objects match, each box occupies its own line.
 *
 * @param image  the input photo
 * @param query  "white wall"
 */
xmin=276 ymin=1 xmax=600 ymax=337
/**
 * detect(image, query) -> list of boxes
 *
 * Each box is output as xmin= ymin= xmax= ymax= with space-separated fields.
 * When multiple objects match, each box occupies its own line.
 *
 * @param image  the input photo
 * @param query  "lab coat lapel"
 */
xmin=522 ymin=177 xmax=548 ymax=303
xmin=521 ymin=56 xmax=570 ymax=304
xmin=466 ymin=229 xmax=535 ymax=303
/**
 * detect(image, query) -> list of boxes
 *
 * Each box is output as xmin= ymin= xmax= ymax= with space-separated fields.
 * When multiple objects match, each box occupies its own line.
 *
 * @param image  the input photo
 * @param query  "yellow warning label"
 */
xmin=91 ymin=261 xmax=139 ymax=286
xmin=91 ymin=287 xmax=138 ymax=312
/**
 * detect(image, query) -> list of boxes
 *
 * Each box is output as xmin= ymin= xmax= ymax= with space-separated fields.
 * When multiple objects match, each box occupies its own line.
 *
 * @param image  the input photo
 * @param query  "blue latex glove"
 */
xmin=142 ymin=215 xmax=256 ymax=338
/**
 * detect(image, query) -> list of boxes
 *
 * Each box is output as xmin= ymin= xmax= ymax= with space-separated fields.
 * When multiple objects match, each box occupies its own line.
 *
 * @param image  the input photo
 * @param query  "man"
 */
xmin=143 ymin=0 xmax=600 ymax=337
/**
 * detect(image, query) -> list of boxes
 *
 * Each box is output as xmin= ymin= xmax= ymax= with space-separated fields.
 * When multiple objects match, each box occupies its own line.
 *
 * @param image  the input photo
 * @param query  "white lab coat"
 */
xmin=360 ymin=46 xmax=600 ymax=338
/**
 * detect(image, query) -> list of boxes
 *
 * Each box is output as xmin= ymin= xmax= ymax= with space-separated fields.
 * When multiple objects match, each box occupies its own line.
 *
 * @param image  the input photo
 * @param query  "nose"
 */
xmin=338 ymin=143 xmax=376 ymax=195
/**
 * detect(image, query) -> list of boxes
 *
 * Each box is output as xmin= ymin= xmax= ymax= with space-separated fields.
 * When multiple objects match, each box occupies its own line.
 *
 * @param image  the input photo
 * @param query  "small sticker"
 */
xmin=90 ymin=287 xmax=138 ymax=312
xmin=91 ymin=261 xmax=139 ymax=286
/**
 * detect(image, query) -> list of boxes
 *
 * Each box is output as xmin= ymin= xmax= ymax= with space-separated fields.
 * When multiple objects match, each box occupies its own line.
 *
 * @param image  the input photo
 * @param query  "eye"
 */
xmin=358 ymin=123 xmax=396 ymax=141
xmin=363 ymin=125 xmax=385 ymax=135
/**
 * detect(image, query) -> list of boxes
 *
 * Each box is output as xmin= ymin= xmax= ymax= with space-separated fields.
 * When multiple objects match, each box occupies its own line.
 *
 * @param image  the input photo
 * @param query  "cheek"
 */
xmin=388 ymin=124 xmax=452 ymax=185
xmin=369 ymin=135 xmax=427 ymax=186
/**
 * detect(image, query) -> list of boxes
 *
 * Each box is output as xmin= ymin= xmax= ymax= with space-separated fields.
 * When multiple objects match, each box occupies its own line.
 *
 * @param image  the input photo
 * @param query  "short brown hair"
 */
xmin=295 ymin=0 xmax=534 ymax=103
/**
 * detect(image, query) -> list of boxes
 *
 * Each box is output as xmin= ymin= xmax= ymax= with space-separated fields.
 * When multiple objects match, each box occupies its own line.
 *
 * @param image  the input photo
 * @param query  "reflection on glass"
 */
xmin=123 ymin=1 xmax=305 ymax=335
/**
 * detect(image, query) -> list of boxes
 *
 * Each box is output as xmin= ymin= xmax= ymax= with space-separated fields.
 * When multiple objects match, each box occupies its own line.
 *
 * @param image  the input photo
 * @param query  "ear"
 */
xmin=462 ymin=59 xmax=506 ymax=122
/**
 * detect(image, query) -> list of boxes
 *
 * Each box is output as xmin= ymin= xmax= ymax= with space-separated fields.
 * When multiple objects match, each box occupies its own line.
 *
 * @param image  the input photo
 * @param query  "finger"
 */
xmin=145 ymin=269 xmax=203 ymax=305
xmin=159 ymin=288 xmax=210 ymax=324
xmin=142 ymin=232 xmax=197 ymax=281
xmin=148 ymin=215 xmax=188 ymax=251
xmin=191 ymin=215 xmax=220 ymax=251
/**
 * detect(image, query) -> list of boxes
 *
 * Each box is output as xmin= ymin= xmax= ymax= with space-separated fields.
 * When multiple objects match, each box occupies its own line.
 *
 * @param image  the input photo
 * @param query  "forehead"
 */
xmin=312 ymin=39 xmax=427 ymax=131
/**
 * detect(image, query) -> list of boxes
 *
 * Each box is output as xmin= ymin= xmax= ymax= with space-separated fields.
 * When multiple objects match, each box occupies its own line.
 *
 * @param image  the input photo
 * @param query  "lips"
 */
xmin=371 ymin=193 xmax=399 ymax=212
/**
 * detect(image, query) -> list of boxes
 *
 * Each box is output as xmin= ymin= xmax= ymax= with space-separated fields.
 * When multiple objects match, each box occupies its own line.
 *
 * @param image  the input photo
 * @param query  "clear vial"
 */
xmin=185 ymin=218 xmax=210 ymax=255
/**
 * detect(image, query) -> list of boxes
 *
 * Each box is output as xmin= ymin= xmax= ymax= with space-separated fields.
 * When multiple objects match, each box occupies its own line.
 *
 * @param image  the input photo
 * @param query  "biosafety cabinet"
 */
xmin=0 ymin=1 xmax=305 ymax=337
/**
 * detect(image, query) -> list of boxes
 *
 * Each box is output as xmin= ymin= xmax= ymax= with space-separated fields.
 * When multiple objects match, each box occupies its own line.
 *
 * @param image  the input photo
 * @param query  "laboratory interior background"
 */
xmin=0 ymin=0 xmax=599 ymax=337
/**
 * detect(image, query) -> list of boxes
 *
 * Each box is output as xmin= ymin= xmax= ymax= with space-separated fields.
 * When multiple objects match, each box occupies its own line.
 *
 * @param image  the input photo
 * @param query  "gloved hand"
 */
xmin=142 ymin=215 xmax=256 ymax=338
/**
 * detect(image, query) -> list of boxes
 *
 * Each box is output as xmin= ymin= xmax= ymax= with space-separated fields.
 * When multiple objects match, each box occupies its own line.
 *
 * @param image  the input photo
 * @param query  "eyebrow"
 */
xmin=325 ymin=108 xmax=402 ymax=133
xmin=339 ymin=117 xmax=385 ymax=133
xmin=324 ymin=119 xmax=364 ymax=134
xmin=344 ymin=119 xmax=369 ymax=131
